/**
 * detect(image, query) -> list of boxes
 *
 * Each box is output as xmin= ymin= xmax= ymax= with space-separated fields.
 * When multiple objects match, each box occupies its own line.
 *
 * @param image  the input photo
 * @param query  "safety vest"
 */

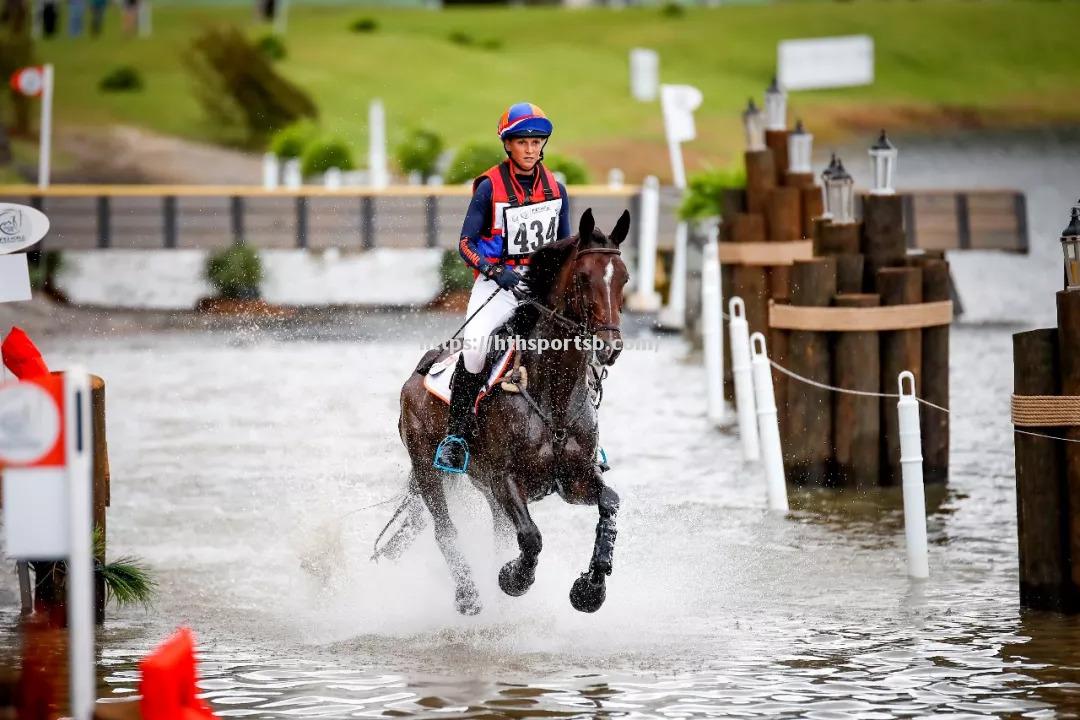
xmin=473 ymin=161 xmax=562 ymax=268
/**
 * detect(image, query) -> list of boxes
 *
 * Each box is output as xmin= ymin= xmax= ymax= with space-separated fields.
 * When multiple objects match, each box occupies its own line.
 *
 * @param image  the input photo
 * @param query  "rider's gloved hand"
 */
xmin=486 ymin=264 xmax=521 ymax=291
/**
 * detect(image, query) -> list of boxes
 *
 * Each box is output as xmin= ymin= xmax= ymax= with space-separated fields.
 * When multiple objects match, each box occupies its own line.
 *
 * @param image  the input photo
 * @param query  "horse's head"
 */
xmin=524 ymin=208 xmax=631 ymax=366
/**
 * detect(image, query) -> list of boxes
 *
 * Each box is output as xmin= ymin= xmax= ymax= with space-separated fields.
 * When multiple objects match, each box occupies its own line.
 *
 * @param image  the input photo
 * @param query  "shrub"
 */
xmin=185 ymin=25 xmax=317 ymax=145
xmin=448 ymin=30 xmax=473 ymax=46
xmin=254 ymin=33 xmax=287 ymax=61
xmin=269 ymin=119 xmax=318 ymax=159
xmin=28 ymin=251 xmax=62 ymax=290
xmin=543 ymin=154 xmax=590 ymax=185
xmin=445 ymin=142 xmax=504 ymax=185
xmin=660 ymin=1 xmax=685 ymax=18
xmin=440 ymin=248 xmax=474 ymax=294
xmin=395 ymin=127 xmax=444 ymax=180
xmin=678 ymin=166 xmax=747 ymax=222
xmin=301 ymin=137 xmax=355 ymax=176
xmin=206 ymin=244 xmax=262 ymax=300
xmin=349 ymin=17 xmax=378 ymax=33
xmin=99 ymin=65 xmax=143 ymax=92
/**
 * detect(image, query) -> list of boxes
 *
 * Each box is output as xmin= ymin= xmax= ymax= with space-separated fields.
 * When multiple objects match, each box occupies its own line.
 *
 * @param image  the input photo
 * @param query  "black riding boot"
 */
xmin=433 ymin=355 xmax=487 ymax=474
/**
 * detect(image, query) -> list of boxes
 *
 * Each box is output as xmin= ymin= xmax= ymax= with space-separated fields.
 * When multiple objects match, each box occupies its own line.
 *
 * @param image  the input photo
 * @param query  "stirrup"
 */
xmin=596 ymin=447 xmax=610 ymax=473
xmin=433 ymin=434 xmax=470 ymax=474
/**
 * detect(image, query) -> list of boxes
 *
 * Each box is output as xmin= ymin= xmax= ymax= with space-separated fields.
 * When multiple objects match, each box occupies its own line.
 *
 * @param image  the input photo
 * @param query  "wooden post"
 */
xmin=91 ymin=375 xmax=110 ymax=625
xmin=1013 ymin=328 xmax=1073 ymax=611
xmin=1057 ymin=289 xmax=1080 ymax=593
xmin=766 ymin=187 xmax=800 ymax=306
xmin=817 ymin=222 xmax=861 ymax=257
xmin=877 ymin=267 xmax=922 ymax=485
xmin=783 ymin=258 xmax=836 ymax=485
xmin=836 ymin=254 xmax=865 ymax=294
xmin=764 ymin=130 xmax=789 ymax=184
xmin=744 ymin=150 xmax=776 ymax=215
xmin=720 ymin=190 xmax=747 ymax=402
xmin=914 ymin=258 xmax=950 ymax=483
xmin=785 ymin=172 xmax=815 ymax=189
xmin=832 ymin=293 xmax=881 ymax=487
xmin=862 ymin=194 xmax=907 ymax=291
xmin=730 ymin=214 xmax=769 ymax=339
xmin=801 ymin=186 xmax=824 ymax=240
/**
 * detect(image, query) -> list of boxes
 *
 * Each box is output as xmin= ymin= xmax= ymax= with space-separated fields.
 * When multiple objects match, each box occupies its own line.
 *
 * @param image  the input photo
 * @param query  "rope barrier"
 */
xmin=766 ymin=358 xmax=950 ymax=414
xmin=1011 ymin=394 xmax=1080 ymax=427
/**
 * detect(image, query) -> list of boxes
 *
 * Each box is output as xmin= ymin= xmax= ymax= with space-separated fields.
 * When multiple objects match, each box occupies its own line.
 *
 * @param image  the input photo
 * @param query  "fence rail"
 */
xmin=0 ymin=184 xmax=645 ymax=253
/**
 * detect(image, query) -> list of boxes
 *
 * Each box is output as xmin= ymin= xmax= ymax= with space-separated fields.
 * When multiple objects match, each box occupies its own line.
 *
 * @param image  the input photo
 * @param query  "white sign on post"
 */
xmin=0 ymin=369 xmax=96 ymax=720
xmin=10 ymin=65 xmax=53 ymax=189
xmin=0 ymin=202 xmax=49 ymax=303
xmin=777 ymin=35 xmax=874 ymax=91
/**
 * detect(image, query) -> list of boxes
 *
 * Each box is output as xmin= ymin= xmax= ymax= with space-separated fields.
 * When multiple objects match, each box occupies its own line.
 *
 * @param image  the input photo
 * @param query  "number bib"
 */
xmin=502 ymin=199 xmax=563 ymax=258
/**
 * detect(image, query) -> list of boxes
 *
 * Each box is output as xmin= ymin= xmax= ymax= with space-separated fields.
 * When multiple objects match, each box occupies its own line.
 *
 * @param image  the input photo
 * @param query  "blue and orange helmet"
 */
xmin=497 ymin=102 xmax=554 ymax=140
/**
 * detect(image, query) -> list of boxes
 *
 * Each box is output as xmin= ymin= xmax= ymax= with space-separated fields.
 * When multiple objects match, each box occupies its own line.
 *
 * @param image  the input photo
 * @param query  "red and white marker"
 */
xmin=9 ymin=65 xmax=53 ymax=188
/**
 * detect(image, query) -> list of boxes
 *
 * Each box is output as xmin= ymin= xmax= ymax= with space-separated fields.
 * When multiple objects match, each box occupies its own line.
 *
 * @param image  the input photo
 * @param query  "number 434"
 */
xmin=512 ymin=216 xmax=557 ymax=254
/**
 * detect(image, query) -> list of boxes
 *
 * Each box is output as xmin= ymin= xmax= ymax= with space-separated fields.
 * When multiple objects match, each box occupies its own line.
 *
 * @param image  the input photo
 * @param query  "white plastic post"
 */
xmin=138 ymin=0 xmax=151 ymax=37
xmin=369 ymin=99 xmax=389 ymax=189
xmin=629 ymin=48 xmax=659 ymax=102
xmin=750 ymin=332 xmax=788 ymax=512
xmin=701 ymin=228 xmax=725 ymax=426
xmin=65 ymin=368 xmax=95 ymax=720
xmin=729 ymin=297 xmax=760 ymax=461
xmin=283 ymin=158 xmax=302 ymax=189
xmin=324 ymin=167 xmax=342 ymax=190
xmin=262 ymin=153 xmax=279 ymax=190
xmin=38 ymin=64 xmax=53 ymax=189
xmin=897 ymin=370 xmax=929 ymax=579
xmin=658 ymin=221 xmax=688 ymax=330
xmin=628 ymin=175 xmax=661 ymax=312
xmin=607 ymin=168 xmax=624 ymax=189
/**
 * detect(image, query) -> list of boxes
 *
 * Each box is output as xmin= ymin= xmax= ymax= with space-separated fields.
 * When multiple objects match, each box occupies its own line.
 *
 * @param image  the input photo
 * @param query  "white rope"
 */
xmin=1014 ymin=428 xmax=1080 ymax=445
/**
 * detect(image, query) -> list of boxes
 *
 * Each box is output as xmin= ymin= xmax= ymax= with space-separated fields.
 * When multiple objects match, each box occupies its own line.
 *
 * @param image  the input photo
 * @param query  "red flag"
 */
xmin=139 ymin=628 xmax=218 ymax=720
xmin=1 ymin=327 xmax=49 ymax=379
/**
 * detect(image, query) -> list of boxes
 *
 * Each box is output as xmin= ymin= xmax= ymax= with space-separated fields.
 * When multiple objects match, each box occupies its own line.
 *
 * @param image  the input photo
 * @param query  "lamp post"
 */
xmin=869 ymin=129 xmax=898 ymax=196
xmin=1062 ymin=204 xmax=1080 ymax=291
xmin=787 ymin=119 xmax=812 ymax=174
xmin=820 ymin=153 xmax=839 ymax=219
xmin=764 ymin=76 xmax=786 ymax=131
xmin=742 ymin=99 xmax=765 ymax=152
xmin=825 ymin=157 xmax=855 ymax=224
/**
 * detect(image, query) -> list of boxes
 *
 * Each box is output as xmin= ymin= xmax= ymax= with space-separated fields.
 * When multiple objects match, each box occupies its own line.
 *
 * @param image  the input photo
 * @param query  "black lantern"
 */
xmin=820 ymin=153 xmax=839 ymax=218
xmin=787 ymin=119 xmax=812 ymax=174
xmin=825 ymin=158 xmax=855 ymax=224
xmin=742 ymin=98 xmax=765 ymax=152
xmin=764 ymin=76 xmax=786 ymax=131
xmin=869 ymin=129 xmax=898 ymax=195
xmin=1062 ymin=205 xmax=1080 ymax=291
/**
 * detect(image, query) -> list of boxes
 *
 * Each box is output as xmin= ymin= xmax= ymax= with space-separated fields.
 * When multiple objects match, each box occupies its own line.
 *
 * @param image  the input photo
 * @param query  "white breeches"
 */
xmin=460 ymin=269 xmax=526 ymax=373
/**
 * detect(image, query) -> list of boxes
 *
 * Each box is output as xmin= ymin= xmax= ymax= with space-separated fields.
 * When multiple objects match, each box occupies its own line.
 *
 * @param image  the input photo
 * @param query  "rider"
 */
xmin=433 ymin=102 xmax=571 ymax=474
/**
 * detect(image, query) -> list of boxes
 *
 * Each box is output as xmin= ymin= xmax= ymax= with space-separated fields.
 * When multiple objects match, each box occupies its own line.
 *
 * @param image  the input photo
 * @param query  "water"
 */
xmin=3 ymin=132 xmax=1080 ymax=717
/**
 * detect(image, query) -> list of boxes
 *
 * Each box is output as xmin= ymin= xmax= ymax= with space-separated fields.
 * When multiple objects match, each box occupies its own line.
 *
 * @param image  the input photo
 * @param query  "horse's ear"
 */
xmin=578 ymin=208 xmax=595 ymax=242
xmin=610 ymin=209 xmax=631 ymax=246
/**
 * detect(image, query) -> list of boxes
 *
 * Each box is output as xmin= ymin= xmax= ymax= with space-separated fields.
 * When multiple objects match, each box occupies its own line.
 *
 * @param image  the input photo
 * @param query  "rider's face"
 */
xmin=504 ymin=137 xmax=545 ymax=171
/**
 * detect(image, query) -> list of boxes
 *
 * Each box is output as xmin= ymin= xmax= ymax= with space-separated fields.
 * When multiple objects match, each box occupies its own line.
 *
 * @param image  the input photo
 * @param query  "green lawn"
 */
xmin=17 ymin=0 xmax=1080 ymax=180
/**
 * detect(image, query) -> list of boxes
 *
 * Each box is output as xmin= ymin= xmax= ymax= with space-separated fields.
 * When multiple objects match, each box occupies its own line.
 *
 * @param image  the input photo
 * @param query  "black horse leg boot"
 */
xmin=433 ymin=355 xmax=487 ymax=474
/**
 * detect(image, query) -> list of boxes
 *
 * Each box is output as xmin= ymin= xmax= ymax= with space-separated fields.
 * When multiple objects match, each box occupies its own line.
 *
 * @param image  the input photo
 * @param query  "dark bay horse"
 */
xmin=395 ymin=208 xmax=631 ymax=615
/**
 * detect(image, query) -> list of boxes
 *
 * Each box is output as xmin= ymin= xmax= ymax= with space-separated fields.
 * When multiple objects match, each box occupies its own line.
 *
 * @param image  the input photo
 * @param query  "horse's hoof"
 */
xmin=570 ymin=572 xmax=606 ymax=613
xmin=498 ymin=560 xmax=534 ymax=597
xmin=455 ymin=585 xmax=482 ymax=616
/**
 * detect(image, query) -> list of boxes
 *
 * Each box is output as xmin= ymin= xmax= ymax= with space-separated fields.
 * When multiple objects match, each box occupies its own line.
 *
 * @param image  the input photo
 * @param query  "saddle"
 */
xmin=416 ymin=318 xmax=530 ymax=410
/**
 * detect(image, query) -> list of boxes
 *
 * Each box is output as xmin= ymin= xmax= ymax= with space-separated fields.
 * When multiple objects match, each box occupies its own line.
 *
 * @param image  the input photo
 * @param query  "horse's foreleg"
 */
xmin=416 ymin=471 xmax=481 ymax=615
xmin=492 ymin=475 xmax=542 ymax=597
xmin=564 ymin=469 xmax=619 ymax=614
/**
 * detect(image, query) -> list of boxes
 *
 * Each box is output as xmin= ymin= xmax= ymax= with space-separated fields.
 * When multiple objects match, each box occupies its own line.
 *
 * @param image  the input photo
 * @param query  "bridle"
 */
xmin=514 ymin=245 xmax=624 ymax=342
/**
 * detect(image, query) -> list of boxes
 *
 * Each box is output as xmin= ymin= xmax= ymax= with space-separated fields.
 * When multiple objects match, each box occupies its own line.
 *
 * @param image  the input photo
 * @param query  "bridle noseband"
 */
xmin=516 ymin=245 xmax=624 ymax=340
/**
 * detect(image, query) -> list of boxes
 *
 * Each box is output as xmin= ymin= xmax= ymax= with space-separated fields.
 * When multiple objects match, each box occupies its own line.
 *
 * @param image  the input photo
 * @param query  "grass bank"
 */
xmin=11 ymin=0 xmax=1080 ymax=180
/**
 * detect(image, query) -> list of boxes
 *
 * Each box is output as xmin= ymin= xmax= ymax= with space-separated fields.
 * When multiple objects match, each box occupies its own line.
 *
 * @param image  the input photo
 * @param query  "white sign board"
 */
xmin=0 ymin=254 xmax=31 ymax=303
xmin=777 ymin=35 xmax=874 ymax=91
xmin=0 ymin=203 xmax=50 ymax=254
xmin=629 ymin=48 xmax=659 ymax=102
xmin=660 ymin=84 xmax=703 ymax=144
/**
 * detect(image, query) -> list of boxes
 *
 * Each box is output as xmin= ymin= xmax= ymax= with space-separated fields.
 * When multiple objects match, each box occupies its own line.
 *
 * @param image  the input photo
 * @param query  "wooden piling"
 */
xmin=914 ymin=258 xmax=950 ymax=483
xmin=832 ymin=293 xmax=881 ymax=488
xmin=783 ymin=258 xmax=837 ymax=485
xmin=817 ymin=222 xmax=861 ymax=257
xmin=877 ymin=267 xmax=923 ymax=485
xmin=767 ymin=187 xmax=801 ymax=243
xmin=862 ymin=194 xmax=907 ymax=291
xmin=719 ymin=191 xmax=745 ymax=402
xmin=764 ymin=130 xmax=789 ymax=184
xmin=91 ymin=375 xmax=110 ymax=625
xmin=1013 ymin=328 xmax=1073 ymax=611
xmin=1057 ymin=290 xmax=1080 ymax=592
xmin=836 ymin=254 xmax=865 ymax=294
xmin=730 ymin=213 xmax=769 ymax=341
xmin=745 ymin=150 xmax=776 ymax=215
xmin=785 ymin=172 xmax=815 ymax=189
xmin=801 ymin=187 xmax=824 ymax=240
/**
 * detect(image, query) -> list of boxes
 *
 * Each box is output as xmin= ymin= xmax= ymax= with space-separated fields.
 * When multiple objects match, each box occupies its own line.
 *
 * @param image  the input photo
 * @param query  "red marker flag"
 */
xmin=10 ymin=66 xmax=45 ymax=97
